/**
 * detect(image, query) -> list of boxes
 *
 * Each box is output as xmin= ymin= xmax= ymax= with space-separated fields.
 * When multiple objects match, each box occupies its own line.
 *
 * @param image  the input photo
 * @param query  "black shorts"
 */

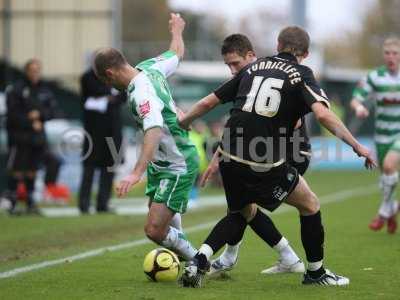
xmin=7 ymin=145 xmax=43 ymax=172
xmin=219 ymin=160 xmax=299 ymax=212
xmin=289 ymin=153 xmax=310 ymax=176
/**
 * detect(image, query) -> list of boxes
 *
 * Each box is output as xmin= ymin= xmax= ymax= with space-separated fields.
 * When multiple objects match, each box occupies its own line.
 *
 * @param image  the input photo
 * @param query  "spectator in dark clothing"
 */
xmin=79 ymin=68 xmax=125 ymax=213
xmin=5 ymin=59 xmax=67 ymax=213
xmin=22 ymin=61 xmax=67 ymax=199
xmin=5 ymin=59 xmax=49 ymax=213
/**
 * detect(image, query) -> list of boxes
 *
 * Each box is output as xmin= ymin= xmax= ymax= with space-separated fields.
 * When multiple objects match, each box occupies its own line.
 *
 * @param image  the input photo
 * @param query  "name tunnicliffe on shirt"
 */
xmin=246 ymin=59 xmax=302 ymax=85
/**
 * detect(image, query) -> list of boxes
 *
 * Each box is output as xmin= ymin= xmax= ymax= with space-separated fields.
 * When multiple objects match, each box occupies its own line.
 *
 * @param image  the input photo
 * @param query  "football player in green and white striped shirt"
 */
xmin=92 ymin=13 xmax=199 ymax=260
xmin=351 ymin=37 xmax=400 ymax=234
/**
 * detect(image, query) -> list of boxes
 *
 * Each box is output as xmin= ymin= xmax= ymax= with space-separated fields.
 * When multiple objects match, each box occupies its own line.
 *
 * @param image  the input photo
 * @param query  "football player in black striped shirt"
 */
xmin=179 ymin=26 xmax=375 ymax=287
xmin=206 ymin=34 xmax=307 ymax=276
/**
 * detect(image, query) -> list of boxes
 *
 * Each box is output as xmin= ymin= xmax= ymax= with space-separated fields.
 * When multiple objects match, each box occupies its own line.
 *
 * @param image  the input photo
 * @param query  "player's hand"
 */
xmin=294 ymin=118 xmax=302 ymax=129
xmin=353 ymin=144 xmax=377 ymax=170
xmin=173 ymin=105 xmax=190 ymax=130
xmin=169 ymin=13 xmax=185 ymax=36
xmin=199 ymin=152 xmax=220 ymax=187
xmin=32 ymin=120 xmax=43 ymax=132
xmin=355 ymin=105 xmax=369 ymax=119
xmin=178 ymin=121 xmax=191 ymax=131
xmin=177 ymin=116 xmax=191 ymax=131
xmin=116 ymin=173 xmax=141 ymax=197
xmin=176 ymin=107 xmax=193 ymax=131
xmin=28 ymin=110 xmax=40 ymax=120
xmin=199 ymin=162 xmax=219 ymax=187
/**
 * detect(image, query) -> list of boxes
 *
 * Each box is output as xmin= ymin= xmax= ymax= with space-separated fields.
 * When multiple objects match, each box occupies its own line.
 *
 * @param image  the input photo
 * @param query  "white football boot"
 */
xmin=261 ymin=259 xmax=305 ymax=274
xmin=207 ymin=257 xmax=238 ymax=276
xmin=302 ymin=269 xmax=350 ymax=286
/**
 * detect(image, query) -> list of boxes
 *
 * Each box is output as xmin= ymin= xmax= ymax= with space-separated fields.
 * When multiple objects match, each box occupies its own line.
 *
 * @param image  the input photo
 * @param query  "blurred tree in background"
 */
xmin=178 ymin=10 xmax=227 ymax=60
xmin=324 ymin=0 xmax=400 ymax=68
xmin=122 ymin=0 xmax=227 ymax=61
xmin=237 ymin=9 xmax=286 ymax=57
xmin=122 ymin=0 xmax=170 ymax=42
xmin=356 ymin=0 xmax=400 ymax=67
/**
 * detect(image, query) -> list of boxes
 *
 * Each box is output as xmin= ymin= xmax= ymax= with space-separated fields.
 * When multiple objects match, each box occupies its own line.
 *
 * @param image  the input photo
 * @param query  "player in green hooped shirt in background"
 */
xmin=351 ymin=37 xmax=400 ymax=234
xmin=92 ymin=13 xmax=199 ymax=260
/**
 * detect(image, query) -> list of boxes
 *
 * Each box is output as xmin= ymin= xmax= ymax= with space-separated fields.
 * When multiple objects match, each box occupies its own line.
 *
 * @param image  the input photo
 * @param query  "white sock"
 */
xmin=379 ymin=173 xmax=398 ymax=218
xmin=220 ymin=241 xmax=241 ymax=266
xmin=392 ymin=200 xmax=399 ymax=215
xmin=161 ymin=226 xmax=197 ymax=261
xmin=273 ymin=237 xmax=300 ymax=265
xmin=308 ymin=260 xmax=323 ymax=271
xmin=198 ymin=244 xmax=214 ymax=260
xmin=170 ymin=213 xmax=182 ymax=231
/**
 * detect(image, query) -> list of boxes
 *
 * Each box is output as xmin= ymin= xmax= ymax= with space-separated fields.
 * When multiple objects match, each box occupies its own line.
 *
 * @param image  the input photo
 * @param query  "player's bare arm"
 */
xmin=294 ymin=118 xmax=303 ymax=129
xmin=350 ymin=98 xmax=370 ymax=118
xmin=199 ymin=149 xmax=220 ymax=187
xmin=168 ymin=13 xmax=185 ymax=59
xmin=178 ymin=93 xmax=221 ymax=130
xmin=311 ymin=102 xmax=376 ymax=169
xmin=116 ymin=127 xmax=163 ymax=197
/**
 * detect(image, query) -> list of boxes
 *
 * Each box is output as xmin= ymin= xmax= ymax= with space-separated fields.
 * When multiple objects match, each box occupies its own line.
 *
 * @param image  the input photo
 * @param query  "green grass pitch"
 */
xmin=0 ymin=170 xmax=399 ymax=299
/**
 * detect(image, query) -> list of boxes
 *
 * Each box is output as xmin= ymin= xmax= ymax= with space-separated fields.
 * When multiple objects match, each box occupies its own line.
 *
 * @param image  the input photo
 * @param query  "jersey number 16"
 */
xmin=242 ymin=76 xmax=284 ymax=117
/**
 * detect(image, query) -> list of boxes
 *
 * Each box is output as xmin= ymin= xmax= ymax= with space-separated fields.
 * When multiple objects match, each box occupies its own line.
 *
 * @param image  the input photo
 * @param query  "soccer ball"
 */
xmin=143 ymin=248 xmax=180 ymax=282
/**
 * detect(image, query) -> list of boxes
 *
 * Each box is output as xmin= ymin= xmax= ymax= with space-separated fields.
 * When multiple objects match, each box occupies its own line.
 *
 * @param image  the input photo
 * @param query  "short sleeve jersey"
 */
xmin=127 ymin=51 xmax=198 ymax=175
xmin=214 ymin=52 xmax=330 ymax=164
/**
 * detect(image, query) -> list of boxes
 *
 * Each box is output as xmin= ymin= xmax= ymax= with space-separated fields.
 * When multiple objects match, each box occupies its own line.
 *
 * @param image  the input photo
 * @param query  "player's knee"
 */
xmin=382 ymin=160 xmax=397 ymax=174
xmin=301 ymin=192 xmax=320 ymax=215
xmin=382 ymin=152 xmax=400 ymax=174
xmin=144 ymin=223 xmax=166 ymax=243
xmin=382 ymin=158 xmax=393 ymax=173
xmin=240 ymin=204 xmax=257 ymax=222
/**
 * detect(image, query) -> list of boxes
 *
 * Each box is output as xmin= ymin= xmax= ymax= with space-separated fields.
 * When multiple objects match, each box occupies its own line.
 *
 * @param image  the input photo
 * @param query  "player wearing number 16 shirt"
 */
xmin=178 ymin=26 xmax=376 ymax=288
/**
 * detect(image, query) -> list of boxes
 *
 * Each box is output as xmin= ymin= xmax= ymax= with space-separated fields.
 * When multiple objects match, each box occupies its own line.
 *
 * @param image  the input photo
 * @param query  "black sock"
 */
xmin=204 ymin=213 xmax=247 ymax=254
xmin=227 ymin=213 xmax=247 ymax=246
xmin=248 ymin=209 xmax=283 ymax=248
xmin=307 ymin=267 xmax=326 ymax=278
xmin=24 ymin=177 xmax=35 ymax=208
xmin=300 ymin=211 xmax=325 ymax=276
xmin=44 ymin=155 xmax=61 ymax=185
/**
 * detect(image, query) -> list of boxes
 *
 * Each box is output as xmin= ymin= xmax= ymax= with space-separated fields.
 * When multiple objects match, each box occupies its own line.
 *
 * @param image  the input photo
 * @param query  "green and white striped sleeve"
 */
xmin=152 ymin=50 xmax=179 ymax=77
xmin=136 ymin=51 xmax=179 ymax=78
xmin=132 ymin=83 xmax=164 ymax=132
xmin=352 ymin=73 xmax=374 ymax=102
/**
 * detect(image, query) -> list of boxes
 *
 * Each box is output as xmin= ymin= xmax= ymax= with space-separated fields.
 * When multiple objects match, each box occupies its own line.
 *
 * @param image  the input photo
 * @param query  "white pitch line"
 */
xmin=41 ymin=195 xmax=228 ymax=218
xmin=0 ymin=221 xmax=217 ymax=280
xmin=0 ymin=185 xmax=378 ymax=279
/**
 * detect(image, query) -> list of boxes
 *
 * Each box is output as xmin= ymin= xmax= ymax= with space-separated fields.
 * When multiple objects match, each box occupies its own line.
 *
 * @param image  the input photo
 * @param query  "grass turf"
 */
xmin=1 ymin=170 xmax=400 ymax=299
